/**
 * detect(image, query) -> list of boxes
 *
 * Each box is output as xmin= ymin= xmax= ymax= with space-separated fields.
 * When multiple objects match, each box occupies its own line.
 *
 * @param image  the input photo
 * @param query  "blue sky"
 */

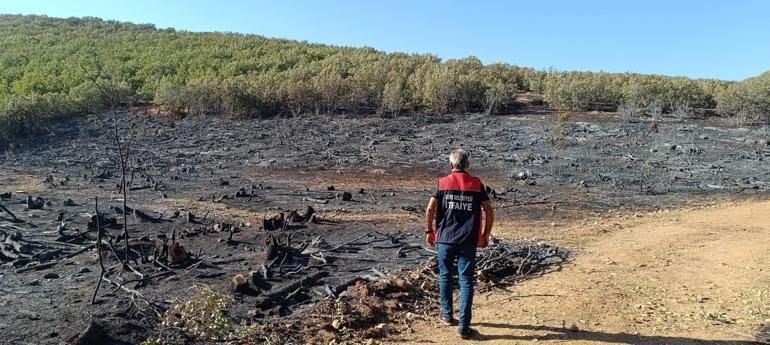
xmin=2 ymin=0 xmax=768 ymax=81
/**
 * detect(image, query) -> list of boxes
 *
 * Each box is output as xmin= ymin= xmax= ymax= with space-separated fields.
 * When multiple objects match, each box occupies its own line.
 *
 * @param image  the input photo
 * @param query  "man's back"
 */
xmin=424 ymin=149 xmax=495 ymax=339
xmin=433 ymin=170 xmax=489 ymax=246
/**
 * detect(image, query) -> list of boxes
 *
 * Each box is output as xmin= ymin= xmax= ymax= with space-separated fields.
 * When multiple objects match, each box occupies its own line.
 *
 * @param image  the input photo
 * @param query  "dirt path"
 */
xmin=396 ymin=199 xmax=770 ymax=344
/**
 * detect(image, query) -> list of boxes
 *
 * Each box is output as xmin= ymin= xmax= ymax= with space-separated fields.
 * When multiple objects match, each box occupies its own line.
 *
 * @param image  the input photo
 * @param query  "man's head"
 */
xmin=449 ymin=149 xmax=469 ymax=170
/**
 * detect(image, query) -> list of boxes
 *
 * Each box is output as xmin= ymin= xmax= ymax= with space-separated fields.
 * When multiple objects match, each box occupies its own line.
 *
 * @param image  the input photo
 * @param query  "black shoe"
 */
xmin=457 ymin=327 xmax=477 ymax=339
xmin=439 ymin=314 xmax=456 ymax=326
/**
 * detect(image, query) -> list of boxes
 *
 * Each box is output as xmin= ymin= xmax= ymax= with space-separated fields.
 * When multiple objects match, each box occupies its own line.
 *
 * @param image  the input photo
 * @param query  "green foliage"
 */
xmin=543 ymin=71 xmax=726 ymax=114
xmin=142 ymin=285 xmax=264 ymax=344
xmin=0 ymin=93 xmax=72 ymax=147
xmin=544 ymin=71 xmax=624 ymax=111
xmin=716 ymin=72 xmax=770 ymax=124
xmin=0 ymin=14 xmax=765 ymax=147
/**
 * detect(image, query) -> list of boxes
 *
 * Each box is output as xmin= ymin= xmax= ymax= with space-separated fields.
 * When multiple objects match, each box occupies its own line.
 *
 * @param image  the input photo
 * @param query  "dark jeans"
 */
xmin=437 ymin=242 xmax=477 ymax=329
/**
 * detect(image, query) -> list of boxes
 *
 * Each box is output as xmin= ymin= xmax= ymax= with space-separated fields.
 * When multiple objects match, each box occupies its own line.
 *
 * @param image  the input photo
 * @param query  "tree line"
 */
xmin=1 ymin=15 xmax=768 ymax=146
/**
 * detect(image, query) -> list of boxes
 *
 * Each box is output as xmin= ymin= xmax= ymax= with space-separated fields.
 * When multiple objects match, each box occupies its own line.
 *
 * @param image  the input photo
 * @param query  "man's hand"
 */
xmin=480 ymin=200 xmax=494 ymax=248
xmin=425 ymin=197 xmax=438 ymax=247
xmin=425 ymin=232 xmax=436 ymax=247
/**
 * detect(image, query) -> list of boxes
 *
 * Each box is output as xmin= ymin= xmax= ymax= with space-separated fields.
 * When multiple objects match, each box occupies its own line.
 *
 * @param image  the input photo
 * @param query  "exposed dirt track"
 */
xmin=398 ymin=199 xmax=770 ymax=344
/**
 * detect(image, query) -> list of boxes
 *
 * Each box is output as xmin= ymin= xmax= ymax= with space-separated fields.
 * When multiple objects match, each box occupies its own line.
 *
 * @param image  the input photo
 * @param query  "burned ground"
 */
xmin=0 ymin=108 xmax=769 ymax=344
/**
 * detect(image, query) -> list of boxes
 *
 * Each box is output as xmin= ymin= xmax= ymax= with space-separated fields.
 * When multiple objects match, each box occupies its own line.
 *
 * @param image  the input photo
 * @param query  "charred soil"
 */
xmin=0 ymin=108 xmax=769 ymax=344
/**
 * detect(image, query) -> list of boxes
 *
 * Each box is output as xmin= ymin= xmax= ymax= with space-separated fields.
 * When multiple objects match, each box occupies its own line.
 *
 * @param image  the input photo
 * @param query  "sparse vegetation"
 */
xmin=546 ymin=112 xmax=574 ymax=149
xmin=142 ymin=285 xmax=267 ymax=345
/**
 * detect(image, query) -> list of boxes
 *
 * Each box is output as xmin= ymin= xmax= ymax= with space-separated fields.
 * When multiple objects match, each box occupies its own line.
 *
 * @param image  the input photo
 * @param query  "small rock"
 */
xmin=327 ymin=185 xmax=335 ymax=191
xmin=79 ymin=267 xmax=91 ymax=274
xmin=43 ymin=272 xmax=59 ymax=279
xmin=63 ymin=199 xmax=76 ymax=207
xmin=339 ymin=192 xmax=353 ymax=201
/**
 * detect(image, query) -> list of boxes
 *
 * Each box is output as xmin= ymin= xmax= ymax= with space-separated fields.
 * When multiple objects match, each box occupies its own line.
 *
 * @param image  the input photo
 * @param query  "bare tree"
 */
xmin=80 ymin=62 xmax=134 ymax=266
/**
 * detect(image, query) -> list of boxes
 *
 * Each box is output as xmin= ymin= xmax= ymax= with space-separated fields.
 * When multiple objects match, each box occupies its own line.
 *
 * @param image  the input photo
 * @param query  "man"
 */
xmin=425 ymin=149 xmax=495 ymax=339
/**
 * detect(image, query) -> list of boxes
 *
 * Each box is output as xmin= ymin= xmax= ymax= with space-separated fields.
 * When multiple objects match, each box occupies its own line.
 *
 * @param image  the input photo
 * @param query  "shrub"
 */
xmin=142 ymin=285 xmax=266 ymax=345
xmin=543 ymin=71 xmax=623 ymax=111
xmin=671 ymin=101 xmax=694 ymax=121
xmin=716 ymin=72 xmax=770 ymax=124
xmin=618 ymin=98 xmax=645 ymax=121
xmin=546 ymin=112 xmax=574 ymax=148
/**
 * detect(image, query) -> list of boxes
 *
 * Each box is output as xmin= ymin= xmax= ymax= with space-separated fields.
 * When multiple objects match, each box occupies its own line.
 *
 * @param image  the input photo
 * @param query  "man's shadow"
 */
xmin=472 ymin=323 xmax=764 ymax=344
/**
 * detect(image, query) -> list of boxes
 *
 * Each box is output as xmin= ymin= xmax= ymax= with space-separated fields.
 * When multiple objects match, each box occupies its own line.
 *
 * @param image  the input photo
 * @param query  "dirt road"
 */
xmin=396 ymin=199 xmax=770 ymax=344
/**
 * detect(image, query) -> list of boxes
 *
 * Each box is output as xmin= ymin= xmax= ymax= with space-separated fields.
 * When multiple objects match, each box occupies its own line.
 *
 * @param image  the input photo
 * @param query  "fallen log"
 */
xmin=302 ymin=198 xmax=328 ymax=204
xmin=113 ymin=205 xmax=168 ymax=223
xmin=0 ymin=203 xmax=20 ymax=222
xmin=128 ymin=185 xmax=151 ymax=191
xmin=1 ymin=243 xmax=21 ymax=260
xmin=16 ymin=261 xmax=57 ymax=273
xmin=254 ymin=271 xmax=327 ymax=309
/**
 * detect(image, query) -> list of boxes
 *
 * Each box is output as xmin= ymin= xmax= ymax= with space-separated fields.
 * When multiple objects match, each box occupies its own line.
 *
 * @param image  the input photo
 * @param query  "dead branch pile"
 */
xmin=254 ymin=239 xmax=568 ymax=343
xmin=476 ymin=240 xmax=568 ymax=287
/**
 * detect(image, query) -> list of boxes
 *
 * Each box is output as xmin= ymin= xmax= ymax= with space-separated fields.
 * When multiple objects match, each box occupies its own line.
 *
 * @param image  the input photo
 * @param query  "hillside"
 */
xmin=0 ymin=14 xmax=768 ymax=147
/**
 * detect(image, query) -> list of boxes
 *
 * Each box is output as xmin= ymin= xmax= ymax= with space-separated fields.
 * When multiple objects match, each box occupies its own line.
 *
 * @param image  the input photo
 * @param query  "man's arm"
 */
xmin=481 ymin=200 xmax=494 ymax=247
xmin=425 ymin=197 xmax=438 ymax=247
